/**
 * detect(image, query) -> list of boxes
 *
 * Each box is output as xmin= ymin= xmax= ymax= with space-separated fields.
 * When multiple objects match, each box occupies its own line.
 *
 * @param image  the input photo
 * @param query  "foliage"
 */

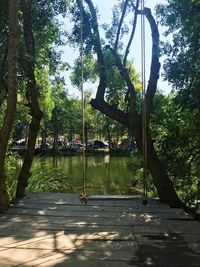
xmin=156 ymin=0 xmax=200 ymax=107
xmin=150 ymin=92 xmax=200 ymax=208
xmin=28 ymin=158 xmax=71 ymax=193
xmin=70 ymin=52 xmax=98 ymax=88
xmin=5 ymin=152 xmax=19 ymax=199
xmin=155 ymin=0 xmax=200 ymax=209
xmin=127 ymin=151 xmax=156 ymax=197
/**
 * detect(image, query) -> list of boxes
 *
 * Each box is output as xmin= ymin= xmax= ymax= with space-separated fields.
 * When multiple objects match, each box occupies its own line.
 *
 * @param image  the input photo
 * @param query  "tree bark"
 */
xmin=0 ymin=0 xmax=19 ymax=212
xmin=15 ymin=0 xmax=43 ymax=199
xmin=84 ymin=0 xmax=190 ymax=210
xmin=0 ymin=41 xmax=8 ymax=107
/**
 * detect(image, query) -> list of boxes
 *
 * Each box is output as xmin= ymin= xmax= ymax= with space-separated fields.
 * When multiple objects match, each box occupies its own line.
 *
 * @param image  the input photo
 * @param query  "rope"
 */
xmin=79 ymin=0 xmax=87 ymax=205
xmin=141 ymin=0 xmax=148 ymax=197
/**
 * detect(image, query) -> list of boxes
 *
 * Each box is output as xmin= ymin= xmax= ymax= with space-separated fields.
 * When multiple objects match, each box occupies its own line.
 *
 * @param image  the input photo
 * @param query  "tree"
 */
xmin=70 ymin=0 xmax=195 ymax=212
xmin=0 ymin=0 xmax=19 ymax=212
xmin=15 ymin=0 xmax=69 ymax=198
xmin=15 ymin=0 xmax=43 ymax=199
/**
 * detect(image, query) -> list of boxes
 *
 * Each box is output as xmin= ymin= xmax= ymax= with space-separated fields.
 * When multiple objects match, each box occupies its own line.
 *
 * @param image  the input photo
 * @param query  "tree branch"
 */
xmin=85 ymin=0 xmax=137 ymax=128
xmin=123 ymin=0 xmax=139 ymax=66
xmin=139 ymin=7 xmax=161 ymax=124
xmin=114 ymin=0 xmax=129 ymax=52
xmin=106 ymin=45 xmax=136 ymax=115
xmin=90 ymin=98 xmax=129 ymax=127
xmin=84 ymin=0 xmax=106 ymax=100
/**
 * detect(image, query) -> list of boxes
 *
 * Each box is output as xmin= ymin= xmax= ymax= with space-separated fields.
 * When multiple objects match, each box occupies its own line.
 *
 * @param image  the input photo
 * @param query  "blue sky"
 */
xmin=61 ymin=0 xmax=171 ymax=98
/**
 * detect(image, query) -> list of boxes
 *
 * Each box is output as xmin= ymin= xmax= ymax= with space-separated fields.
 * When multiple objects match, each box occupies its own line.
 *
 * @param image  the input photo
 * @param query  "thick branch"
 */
xmin=114 ymin=0 xmax=129 ymax=52
xmin=84 ymin=0 xmax=106 ymax=100
xmin=139 ymin=8 xmax=161 ymax=124
xmin=106 ymin=45 xmax=136 ymax=114
xmin=21 ymin=0 xmax=41 ymax=117
xmin=90 ymin=98 xmax=129 ymax=127
xmin=123 ymin=0 xmax=139 ymax=66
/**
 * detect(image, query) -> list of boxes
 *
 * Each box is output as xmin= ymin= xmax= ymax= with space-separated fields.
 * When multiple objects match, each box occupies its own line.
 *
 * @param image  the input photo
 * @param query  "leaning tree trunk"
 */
xmin=0 ymin=0 xmax=19 ymax=212
xmin=15 ymin=0 xmax=43 ymax=199
xmin=84 ymin=0 xmax=190 ymax=211
xmin=133 ymin=124 xmax=185 ymax=208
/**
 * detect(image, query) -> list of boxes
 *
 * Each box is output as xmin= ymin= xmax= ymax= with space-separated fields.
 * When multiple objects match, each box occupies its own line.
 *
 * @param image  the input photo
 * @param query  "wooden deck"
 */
xmin=0 ymin=192 xmax=200 ymax=266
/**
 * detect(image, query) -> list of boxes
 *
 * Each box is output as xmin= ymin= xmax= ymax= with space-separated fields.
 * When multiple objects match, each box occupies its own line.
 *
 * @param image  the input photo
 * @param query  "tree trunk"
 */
xmin=0 ymin=0 xmax=19 ymax=212
xmin=133 ymin=125 xmax=184 ymax=207
xmin=15 ymin=0 xmax=43 ymax=199
xmin=0 ymin=41 xmax=8 ymax=107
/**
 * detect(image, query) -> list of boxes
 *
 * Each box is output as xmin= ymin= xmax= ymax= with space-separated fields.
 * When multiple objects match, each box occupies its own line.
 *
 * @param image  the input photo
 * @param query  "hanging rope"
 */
xmin=79 ymin=0 xmax=88 ymax=205
xmin=141 ymin=0 xmax=148 ymax=199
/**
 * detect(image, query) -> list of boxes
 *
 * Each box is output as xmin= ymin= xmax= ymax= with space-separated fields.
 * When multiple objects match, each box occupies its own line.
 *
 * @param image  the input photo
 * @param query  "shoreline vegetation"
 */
xmin=10 ymin=147 xmax=135 ymax=157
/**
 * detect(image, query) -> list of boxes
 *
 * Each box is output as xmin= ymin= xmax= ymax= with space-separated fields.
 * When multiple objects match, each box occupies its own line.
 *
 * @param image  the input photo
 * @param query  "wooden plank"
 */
xmin=88 ymin=194 xmax=142 ymax=199
xmin=18 ymin=199 xmax=169 ymax=208
xmin=0 ymin=229 xmax=135 ymax=241
xmin=0 ymin=221 xmax=133 ymax=231
xmin=0 ymin=245 xmax=199 ymax=267
xmin=0 ymin=213 xmax=161 ymax=226
xmin=20 ymin=192 xmax=169 ymax=207
xmin=0 ymin=247 xmax=136 ymax=267
xmin=135 ymin=233 xmax=200 ymax=243
xmin=134 ymin=222 xmax=200 ymax=234
xmin=0 ymin=192 xmax=199 ymax=267
xmin=13 ymin=202 xmax=177 ymax=213
xmin=134 ymin=242 xmax=200 ymax=254
xmin=1 ymin=240 xmax=137 ymax=252
xmin=6 ymin=207 xmax=192 ymax=220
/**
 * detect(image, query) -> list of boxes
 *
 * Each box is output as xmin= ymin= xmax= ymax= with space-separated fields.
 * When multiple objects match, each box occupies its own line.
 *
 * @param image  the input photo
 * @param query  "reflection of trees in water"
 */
xmin=27 ymin=155 xmax=133 ymax=195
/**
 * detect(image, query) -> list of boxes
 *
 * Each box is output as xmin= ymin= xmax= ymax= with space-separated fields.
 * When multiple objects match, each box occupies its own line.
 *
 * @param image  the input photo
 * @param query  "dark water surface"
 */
xmin=26 ymin=155 xmax=135 ymax=195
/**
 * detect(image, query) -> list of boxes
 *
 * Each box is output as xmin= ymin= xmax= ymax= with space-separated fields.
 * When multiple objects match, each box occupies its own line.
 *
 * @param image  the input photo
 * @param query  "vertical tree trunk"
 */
xmin=40 ymin=128 xmax=47 ymax=150
xmin=15 ymin=0 xmax=43 ymax=199
xmin=0 ymin=0 xmax=19 ymax=212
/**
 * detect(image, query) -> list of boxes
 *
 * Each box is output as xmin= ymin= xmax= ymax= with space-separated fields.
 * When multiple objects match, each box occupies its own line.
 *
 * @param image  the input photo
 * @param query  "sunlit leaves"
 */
xmin=156 ymin=0 xmax=200 ymax=107
xmin=70 ymin=52 xmax=98 ymax=88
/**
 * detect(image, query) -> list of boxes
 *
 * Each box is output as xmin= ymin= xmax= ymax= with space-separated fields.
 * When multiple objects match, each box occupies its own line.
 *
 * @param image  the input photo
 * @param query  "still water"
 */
xmin=25 ymin=155 xmax=135 ymax=195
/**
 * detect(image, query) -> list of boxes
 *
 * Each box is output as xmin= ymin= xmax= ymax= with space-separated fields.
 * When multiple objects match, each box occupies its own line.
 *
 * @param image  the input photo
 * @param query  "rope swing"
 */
xmin=141 ymin=0 xmax=148 ymax=202
xmin=78 ymin=0 xmax=148 ymax=205
xmin=79 ymin=0 xmax=88 ymax=205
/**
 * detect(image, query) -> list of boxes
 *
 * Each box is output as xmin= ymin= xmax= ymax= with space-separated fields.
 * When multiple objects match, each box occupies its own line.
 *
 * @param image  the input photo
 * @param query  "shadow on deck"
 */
xmin=0 ymin=192 xmax=200 ymax=266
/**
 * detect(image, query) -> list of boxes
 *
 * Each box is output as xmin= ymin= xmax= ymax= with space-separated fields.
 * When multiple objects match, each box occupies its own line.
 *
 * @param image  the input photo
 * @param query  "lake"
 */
xmin=21 ymin=155 xmax=136 ymax=195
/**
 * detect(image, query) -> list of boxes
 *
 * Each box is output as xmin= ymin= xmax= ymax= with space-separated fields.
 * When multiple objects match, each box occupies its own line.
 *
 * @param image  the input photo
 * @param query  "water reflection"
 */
xmin=27 ymin=155 xmax=135 ymax=195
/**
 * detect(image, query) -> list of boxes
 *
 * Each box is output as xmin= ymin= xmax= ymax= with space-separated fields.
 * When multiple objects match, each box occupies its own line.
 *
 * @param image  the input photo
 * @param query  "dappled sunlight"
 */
xmin=139 ymin=213 xmax=158 ymax=223
xmin=0 ymin=192 xmax=200 ymax=266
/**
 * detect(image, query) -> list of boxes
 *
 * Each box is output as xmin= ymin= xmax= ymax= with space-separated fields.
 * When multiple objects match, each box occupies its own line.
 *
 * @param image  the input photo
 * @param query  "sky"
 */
xmin=60 ymin=0 xmax=171 ymax=98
